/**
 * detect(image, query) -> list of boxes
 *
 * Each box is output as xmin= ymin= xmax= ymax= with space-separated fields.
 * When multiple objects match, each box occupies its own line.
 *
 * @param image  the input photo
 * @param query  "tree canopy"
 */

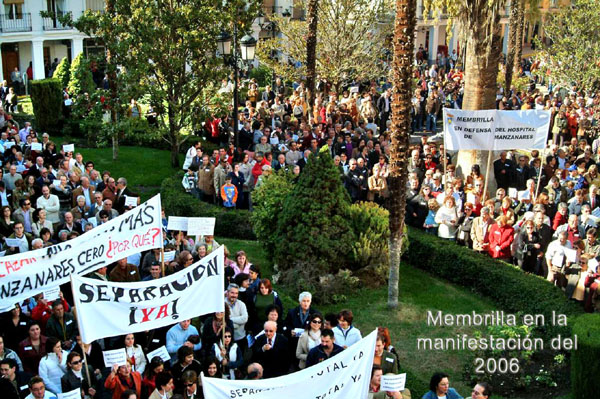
xmin=537 ymin=0 xmax=600 ymax=91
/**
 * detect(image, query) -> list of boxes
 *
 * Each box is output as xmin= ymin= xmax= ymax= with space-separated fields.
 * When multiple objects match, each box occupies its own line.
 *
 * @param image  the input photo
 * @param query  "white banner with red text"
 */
xmin=201 ymin=329 xmax=377 ymax=399
xmin=443 ymin=108 xmax=551 ymax=151
xmin=0 ymin=195 xmax=163 ymax=311
xmin=72 ymin=246 xmax=224 ymax=343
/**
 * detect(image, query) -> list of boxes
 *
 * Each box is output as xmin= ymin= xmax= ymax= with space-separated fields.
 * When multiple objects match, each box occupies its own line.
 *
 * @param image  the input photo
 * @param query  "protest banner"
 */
xmin=103 ymin=349 xmax=128 ymax=368
xmin=443 ymin=109 xmax=550 ymax=151
xmin=187 ymin=217 xmax=216 ymax=236
xmin=380 ymin=373 xmax=407 ymax=392
xmin=72 ymin=246 xmax=224 ymax=343
xmin=202 ymin=329 xmax=377 ymax=399
xmin=0 ymin=195 xmax=163 ymax=312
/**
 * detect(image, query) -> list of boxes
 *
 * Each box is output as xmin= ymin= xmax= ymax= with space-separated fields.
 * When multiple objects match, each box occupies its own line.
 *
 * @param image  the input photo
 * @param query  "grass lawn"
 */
xmin=218 ymin=237 xmax=497 ymax=397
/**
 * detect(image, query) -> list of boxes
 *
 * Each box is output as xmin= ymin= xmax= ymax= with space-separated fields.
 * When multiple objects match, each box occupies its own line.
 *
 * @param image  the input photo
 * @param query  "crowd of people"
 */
xmin=0 ymin=46 xmax=588 ymax=399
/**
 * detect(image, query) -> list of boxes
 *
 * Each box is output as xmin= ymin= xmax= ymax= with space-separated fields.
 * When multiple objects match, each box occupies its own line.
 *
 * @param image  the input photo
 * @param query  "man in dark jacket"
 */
xmin=45 ymin=300 xmax=78 ymax=349
xmin=0 ymin=358 xmax=31 ymax=399
xmin=493 ymin=151 xmax=515 ymax=191
xmin=252 ymin=321 xmax=289 ymax=378
xmin=306 ymin=329 xmax=344 ymax=368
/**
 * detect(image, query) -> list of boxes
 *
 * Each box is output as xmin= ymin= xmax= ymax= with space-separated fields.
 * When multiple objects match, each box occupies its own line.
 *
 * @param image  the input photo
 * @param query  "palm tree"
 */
xmin=387 ymin=0 xmax=416 ymax=309
xmin=305 ymin=0 xmax=319 ymax=111
xmin=504 ymin=0 xmax=521 ymax=95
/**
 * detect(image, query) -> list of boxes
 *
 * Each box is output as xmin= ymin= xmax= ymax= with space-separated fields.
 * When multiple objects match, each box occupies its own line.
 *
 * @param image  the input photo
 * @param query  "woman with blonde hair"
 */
xmin=585 ymin=164 xmax=600 ymax=188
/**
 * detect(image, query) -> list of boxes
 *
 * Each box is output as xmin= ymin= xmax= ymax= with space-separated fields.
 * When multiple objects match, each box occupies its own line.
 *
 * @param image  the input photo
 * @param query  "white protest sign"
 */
xmin=58 ymin=388 xmax=81 ymax=399
xmin=380 ymin=373 xmax=406 ymax=392
xmin=202 ymin=330 xmax=377 ymax=399
xmin=187 ymin=217 xmax=216 ymax=236
xmin=31 ymin=143 xmax=43 ymax=152
xmin=518 ymin=190 xmax=530 ymax=201
xmin=124 ymin=196 xmax=138 ymax=208
xmin=63 ymin=144 xmax=75 ymax=153
xmin=162 ymin=250 xmax=176 ymax=263
xmin=42 ymin=286 xmax=60 ymax=302
xmin=72 ymin=247 xmax=224 ymax=343
xmin=146 ymin=345 xmax=171 ymax=362
xmin=52 ymin=179 xmax=61 ymax=187
xmin=564 ymin=247 xmax=578 ymax=264
xmin=0 ymin=195 xmax=163 ymax=312
xmin=589 ymin=258 xmax=599 ymax=273
xmin=167 ymin=216 xmax=188 ymax=231
xmin=508 ymin=188 xmax=518 ymax=199
xmin=103 ymin=348 xmax=128 ymax=368
xmin=443 ymin=109 xmax=550 ymax=151
xmin=4 ymin=142 xmax=15 ymax=149
xmin=4 ymin=238 xmax=22 ymax=248
xmin=16 ymin=165 xmax=26 ymax=173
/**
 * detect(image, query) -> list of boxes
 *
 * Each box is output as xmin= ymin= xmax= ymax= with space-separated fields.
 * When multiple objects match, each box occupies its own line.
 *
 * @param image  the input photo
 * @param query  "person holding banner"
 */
xmin=212 ymin=327 xmax=243 ymax=380
xmin=60 ymin=352 xmax=97 ymax=398
xmin=368 ymin=365 xmax=409 ymax=399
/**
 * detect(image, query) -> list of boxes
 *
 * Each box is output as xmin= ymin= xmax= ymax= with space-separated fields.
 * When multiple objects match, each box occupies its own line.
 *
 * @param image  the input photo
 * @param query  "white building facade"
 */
xmin=1 ymin=0 xmax=104 ymax=83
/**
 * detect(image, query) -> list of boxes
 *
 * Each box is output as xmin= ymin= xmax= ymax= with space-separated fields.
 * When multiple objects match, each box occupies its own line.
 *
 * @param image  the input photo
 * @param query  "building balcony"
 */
xmin=0 ymin=13 xmax=32 ymax=33
xmin=42 ymin=12 xmax=74 ymax=31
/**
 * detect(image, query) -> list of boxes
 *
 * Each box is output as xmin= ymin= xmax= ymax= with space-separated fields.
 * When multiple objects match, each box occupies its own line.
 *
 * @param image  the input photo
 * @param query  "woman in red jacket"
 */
xmin=488 ymin=215 xmax=515 ymax=261
xmin=105 ymin=363 xmax=142 ymax=399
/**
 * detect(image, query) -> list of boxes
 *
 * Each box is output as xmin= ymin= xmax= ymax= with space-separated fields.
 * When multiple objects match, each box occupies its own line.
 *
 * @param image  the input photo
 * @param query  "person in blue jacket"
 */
xmin=422 ymin=372 xmax=463 ymax=399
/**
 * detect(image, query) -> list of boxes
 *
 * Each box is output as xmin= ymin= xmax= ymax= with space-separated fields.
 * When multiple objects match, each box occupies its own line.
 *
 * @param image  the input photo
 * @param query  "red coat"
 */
xmin=487 ymin=224 xmax=514 ymax=259
xmin=105 ymin=371 xmax=142 ymax=399
xmin=252 ymin=157 xmax=270 ymax=184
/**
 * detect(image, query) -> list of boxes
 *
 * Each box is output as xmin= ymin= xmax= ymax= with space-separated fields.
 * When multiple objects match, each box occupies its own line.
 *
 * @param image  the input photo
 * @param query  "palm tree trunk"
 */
xmin=504 ymin=0 xmax=520 ymax=95
xmin=513 ymin=0 xmax=525 ymax=77
xmin=387 ymin=0 xmax=416 ymax=309
xmin=456 ymin=19 xmax=503 ymax=197
xmin=305 ymin=0 xmax=319 ymax=111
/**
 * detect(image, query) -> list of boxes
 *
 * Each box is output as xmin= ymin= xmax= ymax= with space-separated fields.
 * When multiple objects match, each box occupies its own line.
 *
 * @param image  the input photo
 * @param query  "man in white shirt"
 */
xmin=545 ymin=231 xmax=572 ymax=285
xmin=36 ymin=185 xmax=61 ymax=224
xmin=225 ymin=284 xmax=248 ymax=344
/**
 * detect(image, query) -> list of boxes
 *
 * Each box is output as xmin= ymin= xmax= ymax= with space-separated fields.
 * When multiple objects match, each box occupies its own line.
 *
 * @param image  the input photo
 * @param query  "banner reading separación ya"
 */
xmin=72 ymin=246 xmax=224 ymax=344
xmin=443 ymin=108 xmax=551 ymax=151
xmin=0 ymin=195 xmax=163 ymax=311
xmin=202 ymin=329 xmax=377 ymax=399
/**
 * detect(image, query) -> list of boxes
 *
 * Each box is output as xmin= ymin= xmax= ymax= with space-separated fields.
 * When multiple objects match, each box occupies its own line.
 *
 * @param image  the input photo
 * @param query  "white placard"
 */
xmin=103 ymin=348 xmax=128 ymax=368
xmin=293 ymin=328 xmax=305 ymax=336
xmin=72 ymin=248 xmax=224 ymax=344
xmin=53 ymin=179 xmax=61 ymax=187
xmin=508 ymin=188 xmax=518 ymax=199
xmin=380 ymin=373 xmax=406 ymax=392
xmin=43 ymin=286 xmax=60 ymax=302
xmin=4 ymin=141 xmax=15 ymax=149
xmin=588 ymin=258 xmax=599 ymax=273
xmin=518 ymin=190 xmax=531 ymax=201
xmin=564 ymin=247 xmax=578 ymax=264
xmin=146 ymin=345 xmax=171 ymax=362
xmin=162 ymin=250 xmax=176 ymax=262
xmin=58 ymin=388 xmax=81 ymax=399
xmin=187 ymin=217 xmax=216 ymax=236
xmin=167 ymin=216 xmax=188 ymax=231
xmin=124 ymin=196 xmax=138 ymax=207
xmin=63 ymin=144 xmax=75 ymax=153
xmin=4 ymin=238 xmax=22 ymax=248
xmin=31 ymin=143 xmax=43 ymax=151
xmin=16 ymin=165 xmax=26 ymax=173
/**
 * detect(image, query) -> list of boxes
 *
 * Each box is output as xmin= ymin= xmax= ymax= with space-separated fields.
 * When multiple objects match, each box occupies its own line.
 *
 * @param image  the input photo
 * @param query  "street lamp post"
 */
xmin=217 ymin=30 xmax=257 ymax=149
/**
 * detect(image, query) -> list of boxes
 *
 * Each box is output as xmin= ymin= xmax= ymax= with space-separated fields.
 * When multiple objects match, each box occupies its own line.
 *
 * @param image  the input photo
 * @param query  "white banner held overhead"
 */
xmin=443 ymin=109 xmax=551 ymax=151
xmin=187 ymin=217 xmax=216 ymax=236
xmin=72 ymin=246 xmax=225 ymax=344
xmin=0 ymin=195 xmax=163 ymax=311
xmin=202 ymin=329 xmax=377 ymax=399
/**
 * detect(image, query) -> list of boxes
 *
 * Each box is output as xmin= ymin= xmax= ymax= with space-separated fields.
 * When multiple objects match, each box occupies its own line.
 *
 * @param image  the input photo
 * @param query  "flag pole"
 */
xmin=70 ymin=276 xmax=93 ymax=387
xmin=535 ymin=149 xmax=546 ymax=199
xmin=482 ymin=150 xmax=493 ymax=201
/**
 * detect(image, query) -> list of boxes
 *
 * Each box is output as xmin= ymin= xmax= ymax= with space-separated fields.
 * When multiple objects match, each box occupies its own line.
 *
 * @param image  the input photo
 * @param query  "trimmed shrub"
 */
xmin=160 ymin=173 xmax=255 ymax=240
xmin=68 ymin=54 xmax=95 ymax=96
xmin=249 ymin=65 xmax=273 ymax=87
xmin=251 ymin=170 xmax=295 ymax=258
xmin=52 ymin=57 xmax=70 ymax=89
xmin=571 ymin=314 xmax=600 ymax=399
xmin=274 ymin=152 xmax=354 ymax=273
xmin=405 ymin=227 xmax=583 ymax=339
xmin=30 ymin=78 xmax=63 ymax=134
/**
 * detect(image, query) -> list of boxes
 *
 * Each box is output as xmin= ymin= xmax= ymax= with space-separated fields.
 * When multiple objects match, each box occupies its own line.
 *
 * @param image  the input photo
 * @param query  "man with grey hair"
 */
xmin=252 ymin=320 xmax=290 ymax=378
xmin=471 ymin=207 xmax=496 ymax=253
xmin=284 ymin=291 xmax=318 ymax=368
xmin=226 ymin=283 xmax=248 ymax=346
xmin=72 ymin=176 xmax=94 ymax=208
xmin=115 ymin=176 xmax=139 ymax=214
xmin=2 ymin=165 xmax=21 ymax=190
xmin=246 ymin=363 xmax=263 ymax=380
xmin=31 ymin=238 xmax=44 ymax=249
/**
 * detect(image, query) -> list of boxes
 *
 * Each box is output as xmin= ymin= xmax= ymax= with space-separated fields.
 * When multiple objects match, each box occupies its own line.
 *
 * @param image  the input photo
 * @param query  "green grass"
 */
xmin=217 ymin=237 xmax=497 ymax=396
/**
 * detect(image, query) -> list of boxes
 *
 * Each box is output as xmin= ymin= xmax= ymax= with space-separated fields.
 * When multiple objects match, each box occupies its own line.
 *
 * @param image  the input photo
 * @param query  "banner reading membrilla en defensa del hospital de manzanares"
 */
xmin=72 ymin=246 xmax=225 ymax=344
xmin=443 ymin=108 xmax=551 ymax=151
xmin=0 ymin=195 xmax=163 ymax=312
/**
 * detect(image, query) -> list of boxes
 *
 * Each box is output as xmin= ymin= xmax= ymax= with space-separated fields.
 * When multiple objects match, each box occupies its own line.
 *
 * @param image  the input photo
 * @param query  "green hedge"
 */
xmin=30 ymin=78 xmax=63 ymax=134
xmin=571 ymin=314 xmax=600 ymax=399
xmin=161 ymin=173 xmax=255 ymax=240
xmin=405 ymin=228 xmax=583 ymax=339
